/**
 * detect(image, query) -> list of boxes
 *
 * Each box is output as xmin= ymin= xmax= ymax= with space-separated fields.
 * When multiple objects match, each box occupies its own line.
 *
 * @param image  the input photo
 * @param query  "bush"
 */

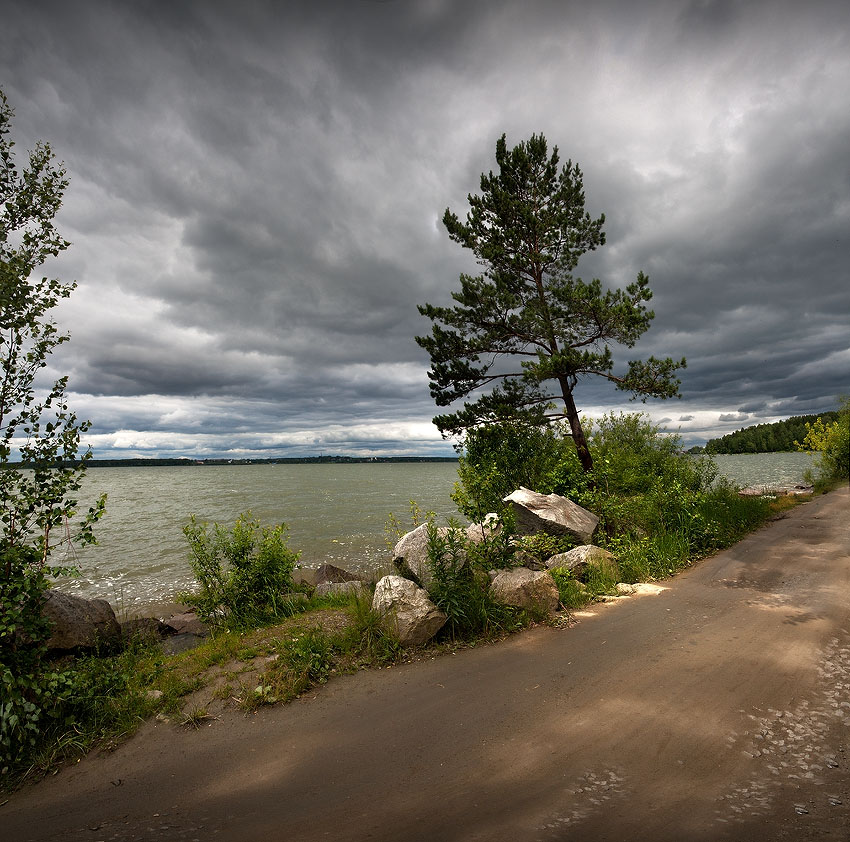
xmin=549 ymin=568 xmax=586 ymax=609
xmin=424 ymin=521 xmax=520 ymax=639
xmin=798 ymin=397 xmax=850 ymax=483
xmin=181 ymin=512 xmax=300 ymax=628
xmin=452 ymin=420 xmax=579 ymax=518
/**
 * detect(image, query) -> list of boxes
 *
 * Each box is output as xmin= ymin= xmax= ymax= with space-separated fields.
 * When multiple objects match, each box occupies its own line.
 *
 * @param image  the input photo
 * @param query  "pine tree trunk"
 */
xmin=560 ymin=382 xmax=594 ymax=474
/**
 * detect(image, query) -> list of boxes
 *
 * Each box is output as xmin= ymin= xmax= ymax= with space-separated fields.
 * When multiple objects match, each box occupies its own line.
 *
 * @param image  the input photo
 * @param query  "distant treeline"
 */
xmin=5 ymin=455 xmax=459 ymax=468
xmin=86 ymin=456 xmax=459 ymax=466
xmin=704 ymin=412 xmax=839 ymax=454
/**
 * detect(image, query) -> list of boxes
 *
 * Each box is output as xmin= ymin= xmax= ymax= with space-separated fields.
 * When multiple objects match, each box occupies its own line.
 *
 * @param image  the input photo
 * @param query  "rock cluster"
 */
xmin=43 ymin=487 xmax=630 ymax=654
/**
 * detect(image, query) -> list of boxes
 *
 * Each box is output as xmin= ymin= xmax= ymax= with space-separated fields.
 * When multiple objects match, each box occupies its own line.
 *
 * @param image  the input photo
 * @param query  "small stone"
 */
xmin=794 ymin=804 xmax=809 ymax=815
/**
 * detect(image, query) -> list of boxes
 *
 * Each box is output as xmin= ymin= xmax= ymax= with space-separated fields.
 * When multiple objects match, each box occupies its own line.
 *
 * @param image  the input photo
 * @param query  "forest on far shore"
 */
xmin=704 ymin=412 xmax=839 ymax=454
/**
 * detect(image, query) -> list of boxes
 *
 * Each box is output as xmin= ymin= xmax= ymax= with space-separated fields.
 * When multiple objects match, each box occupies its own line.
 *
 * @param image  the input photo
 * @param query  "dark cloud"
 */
xmin=719 ymin=413 xmax=750 ymax=423
xmin=2 ymin=0 xmax=848 ymax=456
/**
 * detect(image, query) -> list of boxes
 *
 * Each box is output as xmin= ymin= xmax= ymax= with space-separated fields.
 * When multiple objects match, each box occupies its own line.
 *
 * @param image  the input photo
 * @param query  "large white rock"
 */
xmin=371 ymin=575 xmax=447 ymax=646
xmin=546 ymin=545 xmax=617 ymax=579
xmin=392 ymin=523 xmax=466 ymax=589
xmin=489 ymin=568 xmax=560 ymax=614
xmin=464 ymin=514 xmax=501 ymax=544
xmin=503 ymin=487 xmax=598 ymax=544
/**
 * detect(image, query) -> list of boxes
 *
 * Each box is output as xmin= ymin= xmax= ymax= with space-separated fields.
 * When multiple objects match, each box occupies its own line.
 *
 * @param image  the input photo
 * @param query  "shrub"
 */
xmin=181 ymin=512 xmax=299 ymax=628
xmin=452 ymin=420 xmax=578 ymax=519
xmin=425 ymin=521 xmax=519 ymax=639
xmin=549 ymin=568 xmax=586 ymax=609
xmin=798 ymin=397 xmax=850 ymax=483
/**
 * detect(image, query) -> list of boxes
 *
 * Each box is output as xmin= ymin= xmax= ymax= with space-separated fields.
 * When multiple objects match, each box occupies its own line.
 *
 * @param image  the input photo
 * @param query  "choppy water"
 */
xmin=54 ymin=452 xmax=817 ymax=613
xmin=710 ymin=451 xmax=816 ymax=488
xmin=58 ymin=463 xmax=461 ymax=612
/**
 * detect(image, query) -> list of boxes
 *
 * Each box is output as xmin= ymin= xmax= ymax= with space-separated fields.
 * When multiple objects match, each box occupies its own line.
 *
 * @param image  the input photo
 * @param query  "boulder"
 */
xmin=43 ymin=590 xmax=121 ymax=651
xmin=547 ymin=545 xmax=617 ymax=580
xmin=371 ymin=575 xmax=447 ymax=646
xmin=292 ymin=563 xmax=361 ymax=589
xmin=503 ymin=487 xmax=598 ymax=544
xmin=315 ymin=580 xmax=369 ymax=599
xmin=121 ymin=616 xmax=174 ymax=643
xmin=392 ymin=523 xmax=466 ymax=590
xmin=465 ymin=514 xmax=501 ymax=544
xmin=292 ymin=567 xmax=320 ymax=588
xmin=163 ymin=610 xmax=209 ymax=637
xmin=314 ymin=563 xmax=363 ymax=585
xmin=489 ymin=568 xmax=560 ymax=614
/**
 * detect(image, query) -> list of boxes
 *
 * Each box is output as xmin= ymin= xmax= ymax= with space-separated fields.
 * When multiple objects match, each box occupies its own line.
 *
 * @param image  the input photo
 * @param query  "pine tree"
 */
xmin=417 ymin=133 xmax=685 ymax=473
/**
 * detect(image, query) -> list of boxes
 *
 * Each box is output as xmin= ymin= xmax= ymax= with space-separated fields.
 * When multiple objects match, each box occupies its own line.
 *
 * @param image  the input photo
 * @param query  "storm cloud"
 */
xmin=2 ymin=0 xmax=848 ymax=455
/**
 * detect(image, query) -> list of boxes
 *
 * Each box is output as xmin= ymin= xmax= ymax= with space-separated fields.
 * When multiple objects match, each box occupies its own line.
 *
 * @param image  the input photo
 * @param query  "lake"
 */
xmin=55 ymin=451 xmax=817 ymax=614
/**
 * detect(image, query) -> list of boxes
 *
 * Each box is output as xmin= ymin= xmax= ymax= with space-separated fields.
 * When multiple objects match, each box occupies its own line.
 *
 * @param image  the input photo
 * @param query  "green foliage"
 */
xmin=181 ymin=512 xmax=300 ymax=628
xmin=705 ymin=412 xmax=839 ymax=454
xmin=416 ymin=132 xmax=684 ymax=472
xmin=585 ymin=412 xmax=717 ymax=496
xmin=345 ymin=591 xmax=402 ymax=662
xmin=453 ymin=410 xmax=779 ymax=599
xmin=797 ymin=397 xmax=849 ymax=482
xmin=549 ymin=568 xmax=586 ymax=609
xmin=452 ymin=420 xmax=581 ymax=518
xmin=424 ymin=520 xmax=520 ymax=639
xmin=0 ymin=89 xmax=105 ymax=780
xmin=512 ymin=531 xmax=576 ymax=562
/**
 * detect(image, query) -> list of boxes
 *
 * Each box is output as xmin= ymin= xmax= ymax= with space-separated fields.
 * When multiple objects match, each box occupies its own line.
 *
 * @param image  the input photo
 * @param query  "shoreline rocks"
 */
xmin=489 ymin=568 xmax=560 ymax=614
xmin=372 ymin=575 xmax=447 ymax=646
xmin=44 ymin=486 xmax=614 ymax=654
xmin=503 ymin=487 xmax=599 ymax=544
xmin=43 ymin=590 xmax=121 ymax=652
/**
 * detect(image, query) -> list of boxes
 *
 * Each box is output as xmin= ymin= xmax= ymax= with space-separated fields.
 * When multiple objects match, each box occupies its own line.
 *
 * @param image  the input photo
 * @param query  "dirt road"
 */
xmin=4 ymin=487 xmax=849 ymax=841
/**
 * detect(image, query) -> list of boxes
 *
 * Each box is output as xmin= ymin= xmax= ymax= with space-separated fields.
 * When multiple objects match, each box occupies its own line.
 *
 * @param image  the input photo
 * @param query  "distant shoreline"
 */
xmin=7 ymin=455 xmax=460 ymax=468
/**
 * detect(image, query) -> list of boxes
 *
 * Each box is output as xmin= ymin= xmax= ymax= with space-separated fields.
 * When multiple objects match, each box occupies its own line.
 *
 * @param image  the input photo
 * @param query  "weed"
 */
xmin=549 ymin=569 xmax=588 ymax=609
xmin=180 ymin=706 xmax=215 ymax=729
xmin=180 ymin=512 xmax=299 ymax=628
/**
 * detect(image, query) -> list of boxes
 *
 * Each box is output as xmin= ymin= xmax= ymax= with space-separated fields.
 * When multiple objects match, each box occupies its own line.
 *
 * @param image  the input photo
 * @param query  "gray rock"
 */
xmin=489 ymin=568 xmax=560 ymax=614
xmin=292 ymin=567 xmax=320 ymax=587
xmin=392 ymin=523 xmax=466 ymax=590
xmin=43 ymin=590 xmax=121 ymax=651
xmin=121 ymin=616 xmax=174 ymax=643
xmin=371 ymin=575 xmax=447 ymax=646
xmin=547 ymin=545 xmax=616 ymax=579
xmin=616 ymin=582 xmax=637 ymax=596
xmin=503 ymin=487 xmax=599 ymax=544
xmin=314 ymin=563 xmax=363 ymax=585
xmin=163 ymin=610 xmax=209 ymax=637
xmin=315 ymin=580 xmax=369 ymax=599
xmin=465 ymin=514 xmax=501 ymax=544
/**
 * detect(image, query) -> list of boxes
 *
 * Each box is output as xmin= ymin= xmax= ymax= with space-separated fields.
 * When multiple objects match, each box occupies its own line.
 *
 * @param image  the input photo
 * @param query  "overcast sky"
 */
xmin=2 ymin=0 xmax=848 ymax=457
